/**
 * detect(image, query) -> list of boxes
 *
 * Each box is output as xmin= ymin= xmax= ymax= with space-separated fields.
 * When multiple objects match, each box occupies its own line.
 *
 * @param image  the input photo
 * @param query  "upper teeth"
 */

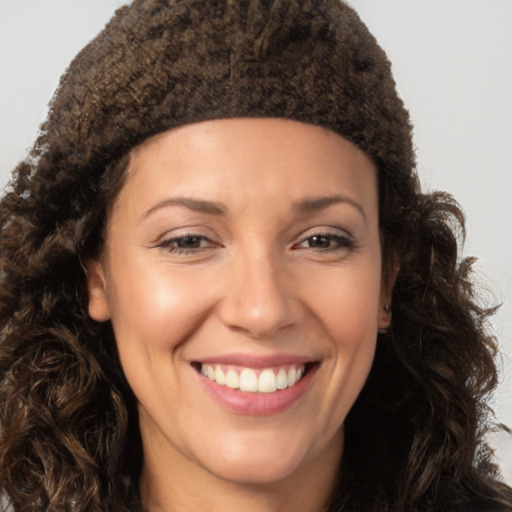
xmin=200 ymin=364 xmax=305 ymax=393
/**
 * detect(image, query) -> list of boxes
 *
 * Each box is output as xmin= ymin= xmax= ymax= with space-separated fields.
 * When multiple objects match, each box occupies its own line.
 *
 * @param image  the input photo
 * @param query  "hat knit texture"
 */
xmin=39 ymin=0 xmax=414 ymax=186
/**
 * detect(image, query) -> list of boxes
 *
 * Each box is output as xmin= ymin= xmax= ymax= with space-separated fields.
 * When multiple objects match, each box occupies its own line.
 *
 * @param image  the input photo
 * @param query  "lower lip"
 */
xmin=198 ymin=365 xmax=318 ymax=415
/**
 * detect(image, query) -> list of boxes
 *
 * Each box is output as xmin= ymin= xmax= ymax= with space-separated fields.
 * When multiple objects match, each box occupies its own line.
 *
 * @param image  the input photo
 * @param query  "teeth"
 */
xmin=288 ymin=368 xmax=297 ymax=387
xmin=225 ymin=369 xmax=239 ymax=389
xmin=239 ymin=368 xmax=258 ymax=392
xmin=276 ymin=368 xmax=288 ymax=390
xmin=215 ymin=365 xmax=225 ymax=385
xmin=199 ymin=363 xmax=307 ymax=393
xmin=258 ymin=369 xmax=276 ymax=393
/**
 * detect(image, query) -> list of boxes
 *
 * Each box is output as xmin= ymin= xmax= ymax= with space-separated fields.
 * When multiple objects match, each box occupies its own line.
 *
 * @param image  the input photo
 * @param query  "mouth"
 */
xmin=191 ymin=361 xmax=318 ymax=394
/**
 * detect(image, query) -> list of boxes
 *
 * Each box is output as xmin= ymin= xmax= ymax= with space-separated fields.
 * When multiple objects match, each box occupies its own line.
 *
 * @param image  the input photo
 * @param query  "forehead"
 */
xmin=114 ymin=117 xmax=378 ymax=220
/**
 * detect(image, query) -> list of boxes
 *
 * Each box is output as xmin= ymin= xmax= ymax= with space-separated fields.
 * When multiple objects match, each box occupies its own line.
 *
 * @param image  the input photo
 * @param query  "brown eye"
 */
xmin=175 ymin=236 xmax=203 ymax=249
xmin=156 ymin=234 xmax=218 ymax=254
xmin=306 ymin=235 xmax=332 ymax=249
xmin=297 ymin=233 xmax=353 ymax=251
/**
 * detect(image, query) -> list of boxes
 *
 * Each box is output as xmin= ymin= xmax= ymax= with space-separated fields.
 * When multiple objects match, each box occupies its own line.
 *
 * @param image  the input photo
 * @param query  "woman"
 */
xmin=0 ymin=1 xmax=511 ymax=511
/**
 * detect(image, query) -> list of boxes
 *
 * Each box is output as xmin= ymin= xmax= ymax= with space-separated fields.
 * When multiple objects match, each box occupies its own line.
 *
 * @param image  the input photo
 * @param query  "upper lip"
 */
xmin=192 ymin=353 xmax=316 ymax=368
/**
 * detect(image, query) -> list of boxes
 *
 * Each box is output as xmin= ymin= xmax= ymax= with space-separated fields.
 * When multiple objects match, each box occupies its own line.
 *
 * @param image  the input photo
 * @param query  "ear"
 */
xmin=377 ymin=254 xmax=399 ymax=330
xmin=377 ymin=297 xmax=392 ymax=331
xmin=85 ymin=259 xmax=111 ymax=322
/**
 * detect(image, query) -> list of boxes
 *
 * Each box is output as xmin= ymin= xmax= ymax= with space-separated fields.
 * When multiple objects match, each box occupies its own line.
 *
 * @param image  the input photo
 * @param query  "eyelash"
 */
xmin=156 ymin=234 xmax=217 ymax=254
xmin=293 ymin=232 xmax=356 ymax=254
xmin=156 ymin=232 xmax=355 ymax=255
xmin=292 ymin=232 xmax=355 ymax=252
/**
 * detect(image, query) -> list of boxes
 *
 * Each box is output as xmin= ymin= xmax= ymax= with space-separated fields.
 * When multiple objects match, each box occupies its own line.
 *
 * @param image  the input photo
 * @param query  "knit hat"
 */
xmin=36 ymin=0 xmax=414 ymax=194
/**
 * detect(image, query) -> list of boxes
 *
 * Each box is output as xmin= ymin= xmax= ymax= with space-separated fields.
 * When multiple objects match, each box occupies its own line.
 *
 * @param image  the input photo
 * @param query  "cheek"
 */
xmin=304 ymin=261 xmax=382 ymax=347
xmin=106 ymin=260 xmax=217 ymax=354
xmin=105 ymin=262 xmax=217 ymax=414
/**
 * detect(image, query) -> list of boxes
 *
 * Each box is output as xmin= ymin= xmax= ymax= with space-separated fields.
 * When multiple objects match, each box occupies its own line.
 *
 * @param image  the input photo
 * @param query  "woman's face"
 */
xmin=87 ymin=118 xmax=390 ymax=488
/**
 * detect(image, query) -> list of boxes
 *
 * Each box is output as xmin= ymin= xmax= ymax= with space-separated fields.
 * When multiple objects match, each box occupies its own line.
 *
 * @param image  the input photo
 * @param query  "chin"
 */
xmin=197 ymin=426 xmax=340 ymax=486
xmin=203 ymin=449 xmax=307 ymax=486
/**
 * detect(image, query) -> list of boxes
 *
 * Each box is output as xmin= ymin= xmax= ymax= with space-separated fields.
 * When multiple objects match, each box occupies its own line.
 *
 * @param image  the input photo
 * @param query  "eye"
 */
xmin=294 ymin=232 xmax=354 ymax=252
xmin=304 ymin=234 xmax=338 ymax=249
xmin=156 ymin=234 xmax=219 ymax=254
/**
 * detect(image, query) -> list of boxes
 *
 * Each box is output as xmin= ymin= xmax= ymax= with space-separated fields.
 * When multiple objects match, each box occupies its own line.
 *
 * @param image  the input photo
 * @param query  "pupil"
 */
xmin=309 ymin=235 xmax=330 ymax=248
xmin=179 ymin=236 xmax=200 ymax=248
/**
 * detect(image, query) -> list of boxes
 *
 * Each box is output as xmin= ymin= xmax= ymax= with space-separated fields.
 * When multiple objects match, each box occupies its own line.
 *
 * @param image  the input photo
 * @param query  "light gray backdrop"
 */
xmin=1 ymin=0 xmax=511 ymax=485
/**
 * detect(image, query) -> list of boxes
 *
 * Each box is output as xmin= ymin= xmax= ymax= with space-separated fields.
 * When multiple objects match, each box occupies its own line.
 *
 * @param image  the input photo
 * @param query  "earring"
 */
xmin=378 ymin=304 xmax=392 ymax=334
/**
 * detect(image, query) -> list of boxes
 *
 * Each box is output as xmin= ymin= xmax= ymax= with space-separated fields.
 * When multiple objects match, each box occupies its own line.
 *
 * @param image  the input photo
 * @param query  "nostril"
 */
xmin=216 ymin=263 xmax=303 ymax=339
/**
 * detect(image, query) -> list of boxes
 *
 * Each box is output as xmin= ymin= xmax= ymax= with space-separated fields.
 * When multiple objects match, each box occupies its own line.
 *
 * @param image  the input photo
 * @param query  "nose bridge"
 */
xmin=218 ymin=242 xmax=301 ymax=338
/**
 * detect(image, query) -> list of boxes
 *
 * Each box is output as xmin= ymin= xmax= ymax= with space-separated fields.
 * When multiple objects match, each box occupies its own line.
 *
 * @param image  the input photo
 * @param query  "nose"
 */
xmin=217 ymin=248 xmax=304 ymax=339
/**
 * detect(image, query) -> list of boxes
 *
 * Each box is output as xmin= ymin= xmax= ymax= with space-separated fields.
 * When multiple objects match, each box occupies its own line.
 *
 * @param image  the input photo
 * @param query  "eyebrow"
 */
xmin=294 ymin=195 xmax=366 ymax=220
xmin=141 ymin=197 xmax=226 ymax=220
xmin=141 ymin=194 xmax=365 ymax=221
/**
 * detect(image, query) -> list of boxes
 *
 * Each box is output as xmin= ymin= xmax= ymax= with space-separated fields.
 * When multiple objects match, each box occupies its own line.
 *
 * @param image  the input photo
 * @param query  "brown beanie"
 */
xmin=36 ymin=0 xmax=414 ymax=196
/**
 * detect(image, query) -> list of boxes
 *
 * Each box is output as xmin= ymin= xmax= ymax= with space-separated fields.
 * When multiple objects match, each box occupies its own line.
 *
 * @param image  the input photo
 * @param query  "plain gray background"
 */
xmin=0 ymin=0 xmax=511 ymax=485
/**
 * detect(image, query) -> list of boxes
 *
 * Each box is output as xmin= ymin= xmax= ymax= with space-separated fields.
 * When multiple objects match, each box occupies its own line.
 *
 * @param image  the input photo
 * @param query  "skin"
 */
xmin=87 ymin=118 xmax=392 ymax=512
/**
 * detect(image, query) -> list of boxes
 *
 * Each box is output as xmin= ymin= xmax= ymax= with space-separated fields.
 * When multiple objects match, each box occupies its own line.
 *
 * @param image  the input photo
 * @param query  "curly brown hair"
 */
xmin=0 ymin=0 xmax=511 ymax=511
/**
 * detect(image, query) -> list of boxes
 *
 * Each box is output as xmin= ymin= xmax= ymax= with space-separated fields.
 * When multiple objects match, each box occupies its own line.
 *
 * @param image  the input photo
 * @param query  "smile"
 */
xmin=199 ymin=364 xmax=306 ymax=393
xmin=192 ymin=358 xmax=319 ymax=414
